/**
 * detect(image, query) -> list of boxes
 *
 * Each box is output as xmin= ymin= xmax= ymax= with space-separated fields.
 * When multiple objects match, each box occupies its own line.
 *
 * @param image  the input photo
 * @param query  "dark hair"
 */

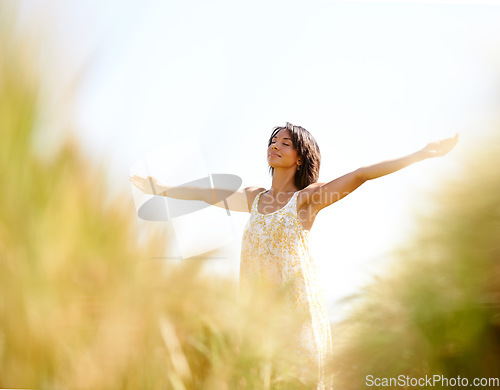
xmin=267 ymin=122 xmax=321 ymax=190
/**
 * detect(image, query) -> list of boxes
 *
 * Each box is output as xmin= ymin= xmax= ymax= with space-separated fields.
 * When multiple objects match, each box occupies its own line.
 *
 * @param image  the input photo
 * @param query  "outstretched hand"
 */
xmin=421 ymin=133 xmax=459 ymax=158
xmin=129 ymin=175 xmax=164 ymax=195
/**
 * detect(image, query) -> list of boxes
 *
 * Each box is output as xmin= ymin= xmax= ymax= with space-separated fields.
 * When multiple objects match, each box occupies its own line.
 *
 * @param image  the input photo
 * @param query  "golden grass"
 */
xmin=3 ymin=2 xmax=499 ymax=389
xmin=0 ymin=5 xmax=318 ymax=389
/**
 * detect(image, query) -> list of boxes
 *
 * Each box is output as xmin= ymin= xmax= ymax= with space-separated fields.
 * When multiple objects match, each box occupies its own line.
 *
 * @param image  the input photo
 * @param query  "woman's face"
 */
xmin=267 ymin=129 xmax=301 ymax=169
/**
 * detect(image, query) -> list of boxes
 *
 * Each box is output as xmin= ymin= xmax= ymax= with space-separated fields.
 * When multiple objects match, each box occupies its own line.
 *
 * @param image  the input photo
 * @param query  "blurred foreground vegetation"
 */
xmin=0 ymin=5 xmax=318 ymax=390
xmin=332 ymin=135 xmax=500 ymax=386
xmin=2 ymin=2 xmax=500 ymax=389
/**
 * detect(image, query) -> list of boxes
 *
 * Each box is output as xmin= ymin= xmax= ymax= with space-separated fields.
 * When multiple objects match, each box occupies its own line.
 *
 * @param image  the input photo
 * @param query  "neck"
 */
xmin=269 ymin=168 xmax=299 ymax=195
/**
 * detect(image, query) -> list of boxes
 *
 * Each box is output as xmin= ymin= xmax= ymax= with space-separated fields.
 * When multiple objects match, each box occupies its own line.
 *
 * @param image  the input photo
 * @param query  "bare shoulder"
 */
xmin=211 ymin=186 xmax=265 ymax=213
xmin=243 ymin=186 xmax=267 ymax=212
xmin=297 ymin=182 xmax=324 ymax=204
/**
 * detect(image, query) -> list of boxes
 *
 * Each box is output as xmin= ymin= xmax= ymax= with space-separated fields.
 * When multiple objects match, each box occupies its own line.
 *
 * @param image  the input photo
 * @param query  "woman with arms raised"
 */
xmin=130 ymin=122 xmax=458 ymax=389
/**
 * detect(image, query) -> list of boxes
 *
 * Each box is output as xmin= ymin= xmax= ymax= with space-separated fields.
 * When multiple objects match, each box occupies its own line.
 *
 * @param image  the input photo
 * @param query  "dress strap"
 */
xmin=286 ymin=191 xmax=300 ymax=214
xmin=251 ymin=189 xmax=268 ymax=214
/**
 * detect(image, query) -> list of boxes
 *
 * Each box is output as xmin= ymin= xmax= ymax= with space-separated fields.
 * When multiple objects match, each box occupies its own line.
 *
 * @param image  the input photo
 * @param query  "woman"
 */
xmin=129 ymin=123 xmax=459 ymax=389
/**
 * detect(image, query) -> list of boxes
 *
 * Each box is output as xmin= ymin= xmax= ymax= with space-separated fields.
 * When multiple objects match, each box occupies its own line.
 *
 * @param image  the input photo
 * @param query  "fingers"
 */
xmin=129 ymin=179 xmax=142 ymax=189
xmin=129 ymin=175 xmax=148 ymax=181
xmin=129 ymin=175 xmax=157 ymax=194
xmin=438 ymin=134 xmax=459 ymax=155
xmin=129 ymin=175 xmax=146 ymax=189
xmin=129 ymin=175 xmax=150 ymax=184
xmin=449 ymin=133 xmax=459 ymax=144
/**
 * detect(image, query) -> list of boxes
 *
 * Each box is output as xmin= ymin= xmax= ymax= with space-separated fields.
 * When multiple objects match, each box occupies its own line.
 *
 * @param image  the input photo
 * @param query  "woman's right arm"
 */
xmin=129 ymin=175 xmax=263 ymax=213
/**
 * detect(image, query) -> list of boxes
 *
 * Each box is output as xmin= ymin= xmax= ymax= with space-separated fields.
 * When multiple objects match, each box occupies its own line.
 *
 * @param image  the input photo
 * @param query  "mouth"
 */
xmin=269 ymin=153 xmax=281 ymax=158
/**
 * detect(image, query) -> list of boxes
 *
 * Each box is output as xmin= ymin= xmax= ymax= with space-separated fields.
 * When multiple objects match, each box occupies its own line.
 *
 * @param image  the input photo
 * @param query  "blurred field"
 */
xmin=0 ymin=4 xmax=319 ymax=390
xmin=332 ymin=133 xmax=500 ymax=386
xmin=2 ymin=2 xmax=500 ymax=389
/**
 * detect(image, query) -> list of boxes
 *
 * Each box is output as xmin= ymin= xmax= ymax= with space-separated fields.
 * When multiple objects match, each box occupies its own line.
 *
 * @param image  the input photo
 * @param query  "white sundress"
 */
xmin=240 ymin=189 xmax=333 ymax=389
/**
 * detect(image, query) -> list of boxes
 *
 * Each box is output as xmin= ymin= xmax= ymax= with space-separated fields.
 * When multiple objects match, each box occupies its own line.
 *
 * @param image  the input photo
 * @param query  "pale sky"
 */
xmin=20 ymin=0 xmax=500 ymax=322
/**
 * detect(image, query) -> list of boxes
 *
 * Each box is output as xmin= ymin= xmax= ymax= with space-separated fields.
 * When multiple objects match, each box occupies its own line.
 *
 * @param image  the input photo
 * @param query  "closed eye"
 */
xmin=270 ymin=141 xmax=290 ymax=146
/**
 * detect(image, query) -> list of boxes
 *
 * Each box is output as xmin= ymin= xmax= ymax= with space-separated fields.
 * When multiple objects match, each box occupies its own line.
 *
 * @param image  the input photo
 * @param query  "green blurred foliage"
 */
xmin=0 ymin=4 xmax=318 ymax=390
xmin=332 ymin=134 xmax=500 ymax=386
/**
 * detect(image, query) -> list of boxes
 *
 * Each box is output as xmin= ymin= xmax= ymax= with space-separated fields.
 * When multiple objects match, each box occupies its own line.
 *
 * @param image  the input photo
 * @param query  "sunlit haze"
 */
xmin=22 ymin=0 xmax=500 ymax=322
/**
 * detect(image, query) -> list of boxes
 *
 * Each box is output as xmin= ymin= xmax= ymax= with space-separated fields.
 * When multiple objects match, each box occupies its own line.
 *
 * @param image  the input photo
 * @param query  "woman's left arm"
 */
xmin=307 ymin=134 xmax=459 ymax=212
xmin=357 ymin=133 xmax=459 ymax=181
